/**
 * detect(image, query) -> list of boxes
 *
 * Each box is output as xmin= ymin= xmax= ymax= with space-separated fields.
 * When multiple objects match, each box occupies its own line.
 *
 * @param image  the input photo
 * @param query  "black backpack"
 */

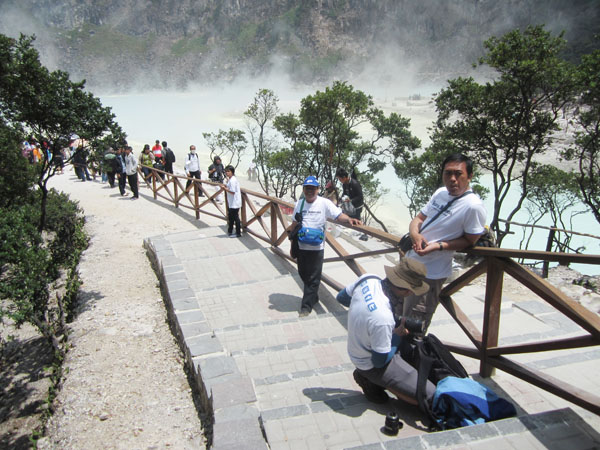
xmin=400 ymin=333 xmax=469 ymax=430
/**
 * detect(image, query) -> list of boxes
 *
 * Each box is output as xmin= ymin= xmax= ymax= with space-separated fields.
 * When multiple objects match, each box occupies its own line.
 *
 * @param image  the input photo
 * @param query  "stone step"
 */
xmin=343 ymin=407 xmax=600 ymax=450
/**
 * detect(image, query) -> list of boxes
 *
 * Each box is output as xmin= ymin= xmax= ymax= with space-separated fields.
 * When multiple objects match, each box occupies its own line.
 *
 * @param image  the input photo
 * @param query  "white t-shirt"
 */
xmin=408 ymin=187 xmax=486 ymax=279
xmin=292 ymin=196 xmax=342 ymax=251
xmin=345 ymin=275 xmax=395 ymax=370
xmin=185 ymin=153 xmax=200 ymax=172
xmin=226 ymin=175 xmax=241 ymax=208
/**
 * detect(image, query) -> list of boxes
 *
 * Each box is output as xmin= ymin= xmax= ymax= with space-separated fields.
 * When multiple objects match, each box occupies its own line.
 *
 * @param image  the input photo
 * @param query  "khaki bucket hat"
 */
xmin=384 ymin=258 xmax=429 ymax=296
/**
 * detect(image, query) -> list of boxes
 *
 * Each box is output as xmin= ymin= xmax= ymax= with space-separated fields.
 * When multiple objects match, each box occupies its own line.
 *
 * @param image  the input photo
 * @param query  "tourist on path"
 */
xmin=336 ymin=168 xmax=363 ymax=221
xmin=208 ymin=156 xmax=225 ymax=203
xmin=184 ymin=145 xmax=202 ymax=193
xmin=289 ymin=176 xmax=361 ymax=317
xmin=404 ymin=153 xmax=486 ymax=332
xmin=162 ymin=141 xmax=176 ymax=174
xmin=222 ymin=165 xmax=242 ymax=237
xmin=124 ymin=146 xmax=139 ymax=199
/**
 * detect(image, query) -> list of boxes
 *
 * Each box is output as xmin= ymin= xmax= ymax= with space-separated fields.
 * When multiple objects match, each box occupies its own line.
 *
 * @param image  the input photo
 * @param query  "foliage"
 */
xmin=420 ymin=26 xmax=577 ymax=245
xmin=0 ymin=120 xmax=37 ymax=208
xmin=0 ymin=190 xmax=87 ymax=356
xmin=202 ymin=128 xmax=247 ymax=169
xmin=271 ymin=81 xmax=420 ymax=203
xmin=563 ymin=47 xmax=600 ymax=225
xmin=0 ymin=33 xmax=125 ymax=231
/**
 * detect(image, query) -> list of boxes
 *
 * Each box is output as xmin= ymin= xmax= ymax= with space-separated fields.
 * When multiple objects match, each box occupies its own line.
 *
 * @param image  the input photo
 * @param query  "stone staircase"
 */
xmin=144 ymin=227 xmax=600 ymax=449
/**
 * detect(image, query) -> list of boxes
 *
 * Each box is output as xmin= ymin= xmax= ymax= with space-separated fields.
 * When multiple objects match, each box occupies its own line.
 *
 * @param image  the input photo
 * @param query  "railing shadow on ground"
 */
xmin=141 ymin=166 xmax=600 ymax=416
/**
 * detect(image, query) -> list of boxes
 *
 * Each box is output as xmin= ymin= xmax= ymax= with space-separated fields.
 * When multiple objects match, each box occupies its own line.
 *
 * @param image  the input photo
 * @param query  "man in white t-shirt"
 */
xmin=222 ymin=165 xmax=242 ymax=237
xmin=290 ymin=176 xmax=361 ymax=317
xmin=404 ymin=153 xmax=487 ymax=331
xmin=184 ymin=145 xmax=202 ymax=193
xmin=337 ymin=258 xmax=436 ymax=404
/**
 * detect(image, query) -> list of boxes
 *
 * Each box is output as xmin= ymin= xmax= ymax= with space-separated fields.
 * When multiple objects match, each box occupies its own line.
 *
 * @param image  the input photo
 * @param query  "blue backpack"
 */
xmin=431 ymin=376 xmax=517 ymax=429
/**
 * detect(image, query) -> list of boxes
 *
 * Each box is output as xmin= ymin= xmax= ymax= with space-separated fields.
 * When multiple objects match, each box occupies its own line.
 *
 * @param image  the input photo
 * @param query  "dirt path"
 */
xmin=37 ymin=173 xmax=207 ymax=449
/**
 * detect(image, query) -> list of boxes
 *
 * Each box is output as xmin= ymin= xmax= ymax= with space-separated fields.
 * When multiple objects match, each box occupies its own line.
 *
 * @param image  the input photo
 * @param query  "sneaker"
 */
xmin=353 ymin=370 xmax=389 ymax=404
xmin=229 ymin=233 xmax=237 ymax=238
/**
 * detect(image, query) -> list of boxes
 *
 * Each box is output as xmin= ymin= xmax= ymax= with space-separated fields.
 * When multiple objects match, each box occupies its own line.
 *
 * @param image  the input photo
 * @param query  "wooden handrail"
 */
xmin=138 ymin=167 xmax=600 ymax=416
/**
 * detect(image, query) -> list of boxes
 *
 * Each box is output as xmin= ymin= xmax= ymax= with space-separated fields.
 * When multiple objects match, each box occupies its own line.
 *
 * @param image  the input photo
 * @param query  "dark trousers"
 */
xmin=297 ymin=249 xmax=324 ymax=313
xmin=107 ymin=171 xmax=116 ymax=188
xmin=227 ymin=208 xmax=241 ymax=236
xmin=165 ymin=163 xmax=173 ymax=174
xmin=127 ymin=173 xmax=139 ymax=198
xmin=75 ymin=166 xmax=86 ymax=181
xmin=118 ymin=173 xmax=127 ymax=195
xmin=186 ymin=171 xmax=201 ymax=190
xmin=141 ymin=166 xmax=151 ymax=181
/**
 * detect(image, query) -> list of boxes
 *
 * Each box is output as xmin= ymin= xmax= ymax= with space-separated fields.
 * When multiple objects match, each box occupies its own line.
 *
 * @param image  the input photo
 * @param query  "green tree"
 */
xmin=563 ymin=47 xmax=600 ymax=224
xmin=244 ymin=89 xmax=282 ymax=196
xmin=419 ymin=26 xmax=577 ymax=245
xmin=272 ymin=81 xmax=420 ymax=212
xmin=202 ymin=128 xmax=247 ymax=169
xmin=0 ymin=33 xmax=124 ymax=231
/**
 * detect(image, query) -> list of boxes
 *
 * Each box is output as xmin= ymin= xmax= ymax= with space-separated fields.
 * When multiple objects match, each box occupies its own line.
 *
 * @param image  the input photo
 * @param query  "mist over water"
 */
xmin=100 ymin=77 xmax=600 ymax=276
xmin=99 ymin=75 xmax=437 ymax=236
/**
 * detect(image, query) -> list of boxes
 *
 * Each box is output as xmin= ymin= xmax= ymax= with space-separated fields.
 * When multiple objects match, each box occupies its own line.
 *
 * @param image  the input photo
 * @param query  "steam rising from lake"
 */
xmin=100 ymin=77 xmax=600 ymax=275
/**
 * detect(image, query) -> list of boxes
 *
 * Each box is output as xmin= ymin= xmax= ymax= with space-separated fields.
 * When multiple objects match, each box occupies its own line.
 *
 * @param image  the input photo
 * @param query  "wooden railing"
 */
xmin=141 ymin=167 xmax=600 ymax=416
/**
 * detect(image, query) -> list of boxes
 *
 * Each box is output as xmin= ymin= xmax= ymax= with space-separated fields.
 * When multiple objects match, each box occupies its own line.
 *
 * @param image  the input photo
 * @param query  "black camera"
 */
xmin=395 ymin=315 xmax=424 ymax=334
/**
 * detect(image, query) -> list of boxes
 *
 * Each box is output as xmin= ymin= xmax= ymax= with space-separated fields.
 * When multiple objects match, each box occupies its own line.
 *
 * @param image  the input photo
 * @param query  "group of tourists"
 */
xmin=21 ymin=138 xmax=67 ymax=173
xmin=59 ymin=143 xmax=507 ymax=423
xmin=289 ymin=153 xmax=488 ymax=413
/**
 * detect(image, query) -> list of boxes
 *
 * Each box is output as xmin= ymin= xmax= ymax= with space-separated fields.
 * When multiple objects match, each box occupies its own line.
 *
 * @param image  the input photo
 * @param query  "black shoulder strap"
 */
xmin=420 ymin=190 xmax=472 ymax=233
xmin=415 ymin=338 xmax=443 ymax=430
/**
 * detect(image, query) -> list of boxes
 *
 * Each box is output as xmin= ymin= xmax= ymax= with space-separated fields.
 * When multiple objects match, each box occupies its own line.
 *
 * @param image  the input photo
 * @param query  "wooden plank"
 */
xmin=325 ymin=234 xmax=365 ymax=277
xmin=270 ymin=203 xmax=278 ymax=245
xmin=501 ymin=258 xmax=600 ymax=338
xmin=438 ymin=342 xmax=481 ymax=360
xmin=323 ymin=247 xmax=399 ymax=263
xmin=465 ymin=246 xmax=600 ymax=266
xmin=480 ymin=257 xmax=504 ymax=377
xmin=244 ymin=200 xmax=271 ymax=237
xmin=320 ymin=272 xmax=345 ymax=293
xmin=272 ymin=204 xmax=291 ymax=247
xmin=487 ymin=335 xmax=598 ymax=356
xmin=490 ymin=355 xmax=600 ymax=416
xmin=442 ymin=260 xmax=487 ymax=297
xmin=439 ymin=295 xmax=482 ymax=349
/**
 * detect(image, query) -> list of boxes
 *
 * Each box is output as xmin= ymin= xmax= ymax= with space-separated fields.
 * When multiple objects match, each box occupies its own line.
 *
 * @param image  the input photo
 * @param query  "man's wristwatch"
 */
xmin=439 ymin=242 xmax=444 ymax=251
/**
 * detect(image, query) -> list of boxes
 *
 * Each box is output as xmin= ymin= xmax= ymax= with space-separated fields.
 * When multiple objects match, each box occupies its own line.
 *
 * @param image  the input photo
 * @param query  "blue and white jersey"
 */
xmin=345 ymin=275 xmax=395 ymax=370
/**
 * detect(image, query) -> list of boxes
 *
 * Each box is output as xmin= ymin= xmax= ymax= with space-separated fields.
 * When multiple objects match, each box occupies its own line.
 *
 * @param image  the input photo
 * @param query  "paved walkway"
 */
xmin=144 ymin=226 xmax=600 ymax=449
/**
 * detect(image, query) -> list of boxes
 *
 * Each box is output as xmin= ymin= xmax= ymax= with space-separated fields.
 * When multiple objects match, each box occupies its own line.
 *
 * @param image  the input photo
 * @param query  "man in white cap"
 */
xmin=289 ymin=176 xmax=361 ymax=317
xmin=337 ymin=258 xmax=436 ymax=405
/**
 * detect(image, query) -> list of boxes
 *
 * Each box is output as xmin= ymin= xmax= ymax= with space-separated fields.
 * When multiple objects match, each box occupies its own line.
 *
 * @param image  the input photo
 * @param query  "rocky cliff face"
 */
xmin=0 ymin=0 xmax=598 ymax=92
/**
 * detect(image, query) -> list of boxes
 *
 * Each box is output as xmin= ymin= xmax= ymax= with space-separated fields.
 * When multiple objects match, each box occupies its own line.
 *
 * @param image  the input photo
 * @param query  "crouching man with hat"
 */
xmin=337 ymin=258 xmax=436 ymax=405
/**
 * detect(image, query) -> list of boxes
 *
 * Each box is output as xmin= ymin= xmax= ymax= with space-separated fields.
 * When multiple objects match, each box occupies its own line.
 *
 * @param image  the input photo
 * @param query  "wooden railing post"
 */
xmin=152 ymin=171 xmax=157 ymax=200
xmin=480 ymin=256 xmax=504 ymax=377
xmin=194 ymin=180 xmax=200 ymax=220
xmin=270 ymin=203 xmax=277 ymax=245
xmin=542 ymin=228 xmax=555 ymax=278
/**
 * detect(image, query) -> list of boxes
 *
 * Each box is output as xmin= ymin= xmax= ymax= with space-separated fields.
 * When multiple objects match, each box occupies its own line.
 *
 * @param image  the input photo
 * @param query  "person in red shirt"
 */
xmin=152 ymin=139 xmax=163 ymax=162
